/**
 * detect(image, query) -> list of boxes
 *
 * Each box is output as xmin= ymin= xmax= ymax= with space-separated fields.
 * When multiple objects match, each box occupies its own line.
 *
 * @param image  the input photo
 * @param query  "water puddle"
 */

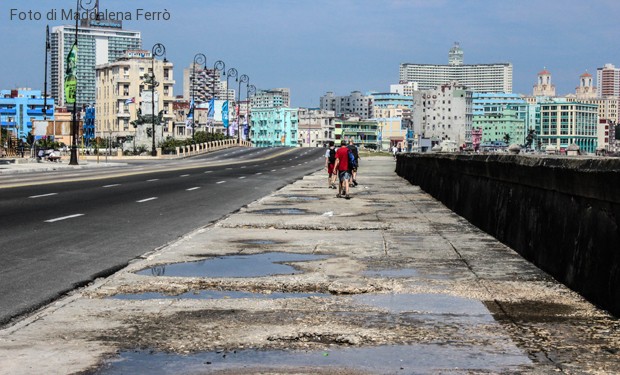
xmin=93 ymin=344 xmax=531 ymax=374
xmin=352 ymin=293 xmax=493 ymax=318
xmin=251 ymin=208 xmax=308 ymax=215
xmin=232 ymin=239 xmax=283 ymax=245
xmin=111 ymin=290 xmax=328 ymax=300
xmin=277 ymin=195 xmax=320 ymax=201
xmin=136 ymin=252 xmax=328 ymax=278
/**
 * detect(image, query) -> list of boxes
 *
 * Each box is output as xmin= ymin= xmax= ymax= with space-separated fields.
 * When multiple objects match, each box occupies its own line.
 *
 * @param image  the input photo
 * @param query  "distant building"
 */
xmin=399 ymin=42 xmax=513 ymax=93
xmin=472 ymin=93 xmax=533 ymax=144
xmin=320 ymin=91 xmax=373 ymax=119
xmin=412 ymin=82 xmax=473 ymax=147
xmin=574 ymin=72 xmax=597 ymax=99
xmin=473 ymin=109 xmax=525 ymax=146
xmin=251 ymin=88 xmax=291 ymax=108
xmin=183 ymin=63 xmax=228 ymax=104
xmin=532 ymin=69 xmax=556 ymax=97
xmin=334 ymin=117 xmax=379 ymax=149
xmin=51 ymin=22 xmax=141 ymax=108
xmin=250 ymin=107 xmax=298 ymax=147
xmin=596 ymin=63 xmax=620 ymax=98
xmin=297 ymin=108 xmax=335 ymax=147
xmin=538 ymin=101 xmax=598 ymax=153
xmin=0 ymin=89 xmax=55 ymax=140
xmin=390 ymin=82 xmax=418 ymax=97
xmin=95 ymin=50 xmax=175 ymax=142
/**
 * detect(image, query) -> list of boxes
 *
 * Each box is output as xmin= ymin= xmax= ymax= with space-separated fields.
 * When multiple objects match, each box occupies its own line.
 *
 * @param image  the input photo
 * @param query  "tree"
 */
xmin=503 ymin=133 xmax=511 ymax=144
xmin=525 ymin=129 xmax=536 ymax=149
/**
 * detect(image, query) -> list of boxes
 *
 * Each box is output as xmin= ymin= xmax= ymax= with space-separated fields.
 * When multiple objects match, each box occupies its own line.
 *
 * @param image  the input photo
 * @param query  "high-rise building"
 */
xmin=596 ymin=63 xmax=620 ymax=98
xmin=51 ymin=14 xmax=141 ymax=108
xmin=399 ymin=43 xmax=513 ymax=93
xmin=183 ymin=64 xmax=228 ymax=103
xmin=251 ymin=88 xmax=291 ymax=108
xmin=320 ymin=91 xmax=372 ymax=119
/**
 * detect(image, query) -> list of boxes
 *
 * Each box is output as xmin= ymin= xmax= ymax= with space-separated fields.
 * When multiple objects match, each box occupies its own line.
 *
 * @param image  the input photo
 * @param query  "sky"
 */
xmin=1 ymin=0 xmax=620 ymax=108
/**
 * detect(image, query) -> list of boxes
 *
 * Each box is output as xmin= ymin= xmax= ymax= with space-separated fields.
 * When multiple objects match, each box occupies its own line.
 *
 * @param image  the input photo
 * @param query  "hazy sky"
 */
xmin=2 ymin=0 xmax=620 ymax=107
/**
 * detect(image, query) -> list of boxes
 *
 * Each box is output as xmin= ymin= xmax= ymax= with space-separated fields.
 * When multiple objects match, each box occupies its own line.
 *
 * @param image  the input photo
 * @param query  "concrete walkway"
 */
xmin=0 ymin=157 xmax=618 ymax=374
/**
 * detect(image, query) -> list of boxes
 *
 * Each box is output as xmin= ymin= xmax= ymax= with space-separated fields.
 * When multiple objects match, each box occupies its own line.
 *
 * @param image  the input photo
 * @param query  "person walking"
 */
xmin=348 ymin=139 xmax=359 ymax=187
xmin=333 ymin=140 xmax=351 ymax=199
xmin=324 ymin=141 xmax=337 ymax=189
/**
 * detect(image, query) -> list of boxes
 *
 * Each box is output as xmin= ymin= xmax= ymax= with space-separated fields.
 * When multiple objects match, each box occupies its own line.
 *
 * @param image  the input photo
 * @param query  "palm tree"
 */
xmin=503 ymin=133 xmax=511 ymax=144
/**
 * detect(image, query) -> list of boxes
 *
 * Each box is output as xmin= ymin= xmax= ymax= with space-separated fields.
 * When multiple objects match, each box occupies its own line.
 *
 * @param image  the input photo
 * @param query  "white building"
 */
xmin=51 ymin=21 xmax=141 ymax=108
xmin=390 ymin=82 xmax=418 ymax=97
xmin=597 ymin=63 xmax=620 ymax=98
xmin=399 ymin=43 xmax=512 ymax=93
xmin=183 ymin=63 xmax=228 ymax=103
xmin=251 ymin=88 xmax=290 ymax=108
xmin=412 ymin=82 xmax=473 ymax=147
xmin=297 ymin=108 xmax=336 ymax=147
xmin=320 ymin=91 xmax=373 ymax=119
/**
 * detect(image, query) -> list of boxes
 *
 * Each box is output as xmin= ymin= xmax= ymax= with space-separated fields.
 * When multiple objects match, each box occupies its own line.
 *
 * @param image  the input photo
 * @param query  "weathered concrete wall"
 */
xmin=396 ymin=153 xmax=620 ymax=316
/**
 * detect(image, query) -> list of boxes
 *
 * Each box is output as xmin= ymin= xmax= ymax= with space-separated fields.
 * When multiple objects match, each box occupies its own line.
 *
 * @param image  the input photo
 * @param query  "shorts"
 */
xmin=328 ymin=163 xmax=335 ymax=176
xmin=338 ymin=170 xmax=351 ymax=182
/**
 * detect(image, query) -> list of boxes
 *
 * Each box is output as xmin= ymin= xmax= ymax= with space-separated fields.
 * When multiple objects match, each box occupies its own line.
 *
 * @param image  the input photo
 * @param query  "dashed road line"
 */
xmin=147 ymin=179 xmax=159 ymax=182
xmin=102 ymin=184 xmax=120 ymax=188
xmin=45 ymin=214 xmax=84 ymax=223
xmin=29 ymin=193 xmax=58 ymax=199
xmin=216 ymin=181 xmax=226 ymax=184
xmin=180 ymin=174 xmax=190 ymax=178
xmin=186 ymin=187 xmax=200 ymax=191
xmin=239 ymin=176 xmax=246 ymax=179
xmin=137 ymin=197 xmax=158 ymax=203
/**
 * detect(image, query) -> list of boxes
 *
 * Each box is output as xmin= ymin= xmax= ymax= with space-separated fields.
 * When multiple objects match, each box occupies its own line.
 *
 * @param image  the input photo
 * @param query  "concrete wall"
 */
xmin=396 ymin=153 xmax=620 ymax=316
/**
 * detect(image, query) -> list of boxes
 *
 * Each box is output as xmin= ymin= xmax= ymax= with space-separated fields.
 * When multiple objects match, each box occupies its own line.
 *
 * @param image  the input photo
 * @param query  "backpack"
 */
xmin=348 ymin=149 xmax=357 ymax=169
xmin=328 ymin=148 xmax=336 ymax=164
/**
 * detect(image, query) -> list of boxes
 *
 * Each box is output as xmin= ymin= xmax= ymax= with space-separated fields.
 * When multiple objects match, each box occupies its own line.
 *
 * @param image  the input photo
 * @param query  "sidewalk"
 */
xmin=0 ymin=158 xmax=126 ymax=174
xmin=0 ymin=156 xmax=618 ymax=374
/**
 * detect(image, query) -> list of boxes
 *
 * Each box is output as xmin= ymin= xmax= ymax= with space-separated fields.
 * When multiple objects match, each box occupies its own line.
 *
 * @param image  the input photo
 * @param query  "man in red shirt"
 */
xmin=333 ymin=140 xmax=351 ymax=199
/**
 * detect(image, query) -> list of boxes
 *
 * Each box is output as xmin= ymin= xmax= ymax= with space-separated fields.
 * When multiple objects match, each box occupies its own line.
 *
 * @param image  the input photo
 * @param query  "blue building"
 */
xmin=0 ymin=89 xmax=55 ymax=140
xmin=370 ymin=92 xmax=414 ymax=109
xmin=250 ymin=107 xmax=299 ymax=147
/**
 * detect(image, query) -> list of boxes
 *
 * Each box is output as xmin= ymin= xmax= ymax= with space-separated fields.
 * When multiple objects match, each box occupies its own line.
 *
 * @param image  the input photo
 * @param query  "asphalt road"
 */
xmin=0 ymin=147 xmax=325 ymax=325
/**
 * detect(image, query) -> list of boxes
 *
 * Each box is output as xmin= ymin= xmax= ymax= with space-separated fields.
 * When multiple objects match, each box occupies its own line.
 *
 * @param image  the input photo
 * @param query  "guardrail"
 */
xmin=174 ymin=139 xmax=251 ymax=157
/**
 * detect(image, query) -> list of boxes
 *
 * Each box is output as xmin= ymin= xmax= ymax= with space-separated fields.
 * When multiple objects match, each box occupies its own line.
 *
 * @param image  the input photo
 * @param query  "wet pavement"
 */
xmin=0 ymin=156 xmax=619 ymax=374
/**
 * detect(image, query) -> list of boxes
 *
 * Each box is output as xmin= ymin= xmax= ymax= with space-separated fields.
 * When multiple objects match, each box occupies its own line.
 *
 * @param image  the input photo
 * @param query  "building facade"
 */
xmin=0 ymin=89 xmax=55 ymax=140
xmin=51 ymin=23 xmax=142 ymax=108
xmin=251 ymin=88 xmax=290 ymax=108
xmin=538 ymin=101 xmax=598 ymax=153
xmin=95 ymin=51 xmax=175 ymax=142
xmin=250 ymin=107 xmax=298 ymax=147
xmin=473 ymin=109 xmax=525 ymax=145
xmin=390 ymin=82 xmax=418 ymax=97
xmin=320 ymin=91 xmax=373 ymax=119
xmin=596 ymin=63 xmax=620 ymax=98
xmin=412 ymin=82 xmax=473 ymax=147
xmin=297 ymin=108 xmax=335 ymax=147
xmin=399 ymin=43 xmax=513 ymax=93
xmin=334 ymin=117 xmax=379 ymax=149
xmin=183 ymin=63 xmax=227 ymax=104
xmin=533 ymin=69 xmax=556 ymax=97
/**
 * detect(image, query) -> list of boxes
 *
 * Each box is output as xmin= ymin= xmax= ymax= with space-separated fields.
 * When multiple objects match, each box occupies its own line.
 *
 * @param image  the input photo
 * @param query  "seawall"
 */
xmin=396 ymin=153 xmax=620 ymax=316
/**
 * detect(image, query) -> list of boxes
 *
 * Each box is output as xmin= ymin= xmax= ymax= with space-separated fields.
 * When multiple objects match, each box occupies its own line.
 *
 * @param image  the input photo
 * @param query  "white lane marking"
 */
xmin=186 ymin=187 xmax=200 ymax=191
xmin=281 ymin=167 xmax=287 ymax=170
xmin=45 ymin=214 xmax=84 ymax=223
xmin=204 ymin=171 xmax=212 ymax=174
xmin=216 ymin=181 xmax=226 ymax=184
xmin=102 ymin=184 xmax=120 ymax=188
xmin=147 ymin=179 xmax=159 ymax=182
xmin=180 ymin=174 xmax=190 ymax=178
xmin=29 ymin=193 xmax=58 ymax=199
xmin=255 ymin=172 xmax=262 ymax=175
xmin=239 ymin=176 xmax=246 ymax=179
xmin=271 ymin=169 xmax=277 ymax=172
xmin=137 ymin=197 xmax=158 ymax=203
xmin=241 ymin=166 xmax=246 ymax=169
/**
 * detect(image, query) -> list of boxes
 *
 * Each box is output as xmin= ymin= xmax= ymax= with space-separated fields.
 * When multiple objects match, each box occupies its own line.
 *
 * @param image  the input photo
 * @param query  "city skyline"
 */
xmin=1 ymin=0 xmax=620 ymax=107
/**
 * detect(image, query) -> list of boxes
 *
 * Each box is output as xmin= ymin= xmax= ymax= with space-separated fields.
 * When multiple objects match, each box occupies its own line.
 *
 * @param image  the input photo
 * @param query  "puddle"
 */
xmin=363 ymin=269 xmax=419 ymax=278
xmin=351 ymin=293 xmax=493 ymax=319
xmin=93 ymin=344 xmax=531 ymax=374
xmin=251 ymin=208 xmax=308 ymax=215
xmin=232 ymin=239 xmax=283 ymax=245
xmin=277 ymin=195 xmax=320 ymax=201
xmin=136 ymin=252 xmax=328 ymax=278
xmin=111 ymin=290 xmax=328 ymax=300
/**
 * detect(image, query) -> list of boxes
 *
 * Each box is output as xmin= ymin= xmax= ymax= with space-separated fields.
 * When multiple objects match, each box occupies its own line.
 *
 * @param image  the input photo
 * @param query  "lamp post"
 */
xmin=237 ymin=74 xmax=249 ymax=144
xmin=150 ymin=43 xmax=166 ymax=156
xmin=191 ymin=53 xmax=207 ymax=143
xmin=226 ymin=68 xmax=237 ymax=139
xmin=246 ymin=84 xmax=256 ymax=144
xmin=68 ymin=0 xmax=97 ymax=165
xmin=211 ymin=60 xmax=225 ymax=135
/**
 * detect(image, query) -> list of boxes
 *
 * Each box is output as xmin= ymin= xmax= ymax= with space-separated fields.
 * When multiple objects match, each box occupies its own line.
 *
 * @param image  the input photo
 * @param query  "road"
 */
xmin=0 ymin=147 xmax=325 ymax=325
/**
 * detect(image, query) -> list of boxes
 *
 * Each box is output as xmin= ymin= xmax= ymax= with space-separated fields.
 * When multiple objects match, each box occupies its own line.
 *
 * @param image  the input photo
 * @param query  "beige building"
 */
xmin=297 ymin=108 xmax=335 ymax=147
xmin=95 ymin=50 xmax=175 ymax=140
xmin=533 ymin=69 xmax=556 ymax=97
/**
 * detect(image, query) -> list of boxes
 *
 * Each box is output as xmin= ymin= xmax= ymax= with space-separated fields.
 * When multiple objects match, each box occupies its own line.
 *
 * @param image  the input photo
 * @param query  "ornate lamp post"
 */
xmin=211 ymin=60 xmax=225 ymax=134
xmin=226 ymin=68 xmax=238 ymax=138
xmin=149 ymin=43 xmax=166 ymax=156
xmin=68 ymin=0 xmax=97 ymax=165
xmin=246 ymin=84 xmax=256 ymax=144
xmin=237 ymin=74 xmax=249 ymax=144
xmin=191 ymin=53 xmax=207 ymax=142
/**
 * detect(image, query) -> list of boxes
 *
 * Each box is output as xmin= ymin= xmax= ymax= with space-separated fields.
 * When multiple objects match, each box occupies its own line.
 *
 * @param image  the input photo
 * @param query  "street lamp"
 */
xmin=211 ymin=60 xmax=225 ymax=135
xmin=237 ymin=74 xmax=249 ymax=144
xmin=191 ymin=53 xmax=207 ymax=143
xmin=68 ymin=0 xmax=97 ymax=165
xmin=226 ymin=68 xmax=238 ymax=139
xmin=246 ymin=84 xmax=256 ymax=144
xmin=149 ymin=43 xmax=166 ymax=156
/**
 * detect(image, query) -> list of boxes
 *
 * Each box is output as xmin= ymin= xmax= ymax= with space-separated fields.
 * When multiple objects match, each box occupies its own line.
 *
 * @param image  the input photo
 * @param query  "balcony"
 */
xmin=116 ymin=112 xmax=131 ymax=118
